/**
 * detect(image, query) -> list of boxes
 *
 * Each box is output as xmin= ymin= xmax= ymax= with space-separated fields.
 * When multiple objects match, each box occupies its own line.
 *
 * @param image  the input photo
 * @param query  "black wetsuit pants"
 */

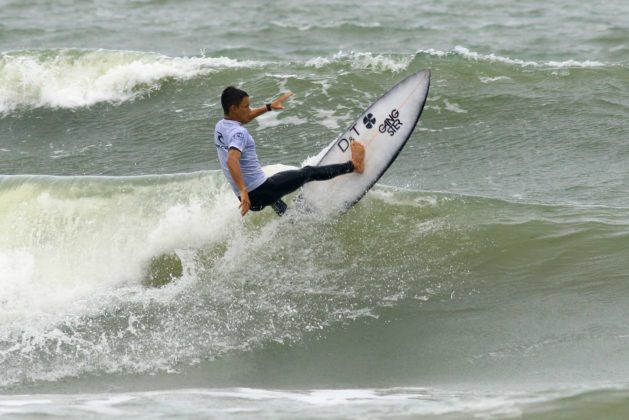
xmin=248 ymin=162 xmax=354 ymax=215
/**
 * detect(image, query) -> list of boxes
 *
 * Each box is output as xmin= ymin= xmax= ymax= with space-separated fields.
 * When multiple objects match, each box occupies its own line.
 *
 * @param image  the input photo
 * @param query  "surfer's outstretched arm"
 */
xmin=242 ymin=92 xmax=294 ymax=123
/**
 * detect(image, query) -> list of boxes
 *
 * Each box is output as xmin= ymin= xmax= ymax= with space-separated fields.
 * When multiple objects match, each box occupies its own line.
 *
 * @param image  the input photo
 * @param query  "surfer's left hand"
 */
xmin=271 ymin=92 xmax=294 ymax=110
xmin=239 ymin=189 xmax=251 ymax=216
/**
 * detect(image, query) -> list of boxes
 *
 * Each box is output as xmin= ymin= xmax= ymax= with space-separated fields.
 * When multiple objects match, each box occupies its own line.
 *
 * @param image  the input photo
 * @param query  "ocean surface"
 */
xmin=2 ymin=0 xmax=629 ymax=418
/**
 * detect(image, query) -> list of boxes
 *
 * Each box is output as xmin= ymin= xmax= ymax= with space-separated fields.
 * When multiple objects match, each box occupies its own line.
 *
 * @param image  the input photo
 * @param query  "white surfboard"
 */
xmin=301 ymin=69 xmax=431 ymax=213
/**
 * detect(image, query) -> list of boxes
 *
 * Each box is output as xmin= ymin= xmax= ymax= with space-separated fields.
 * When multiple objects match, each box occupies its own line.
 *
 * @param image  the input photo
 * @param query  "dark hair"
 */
xmin=221 ymin=86 xmax=248 ymax=114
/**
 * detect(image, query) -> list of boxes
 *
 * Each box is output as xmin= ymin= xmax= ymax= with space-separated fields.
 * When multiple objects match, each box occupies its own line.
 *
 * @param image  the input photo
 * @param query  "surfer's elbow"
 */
xmin=226 ymin=155 xmax=238 ymax=169
xmin=226 ymin=149 xmax=241 ymax=168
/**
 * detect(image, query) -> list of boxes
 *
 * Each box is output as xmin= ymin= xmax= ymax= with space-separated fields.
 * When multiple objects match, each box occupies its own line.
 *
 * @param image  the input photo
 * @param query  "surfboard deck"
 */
xmin=300 ymin=69 xmax=431 ymax=214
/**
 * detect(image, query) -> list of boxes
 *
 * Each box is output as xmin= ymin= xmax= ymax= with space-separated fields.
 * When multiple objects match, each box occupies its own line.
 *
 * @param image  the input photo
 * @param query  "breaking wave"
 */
xmin=0 ymin=49 xmax=265 ymax=114
xmin=2 ymin=172 xmax=629 ymax=389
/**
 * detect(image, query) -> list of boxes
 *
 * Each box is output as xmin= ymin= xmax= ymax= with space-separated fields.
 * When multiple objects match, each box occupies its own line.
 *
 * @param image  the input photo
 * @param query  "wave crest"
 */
xmin=418 ymin=46 xmax=607 ymax=69
xmin=305 ymin=51 xmax=412 ymax=72
xmin=0 ymin=49 xmax=265 ymax=114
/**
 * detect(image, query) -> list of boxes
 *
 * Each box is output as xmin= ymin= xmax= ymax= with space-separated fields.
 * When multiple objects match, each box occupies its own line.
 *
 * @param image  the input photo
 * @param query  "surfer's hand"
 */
xmin=271 ymin=92 xmax=294 ymax=110
xmin=239 ymin=190 xmax=251 ymax=216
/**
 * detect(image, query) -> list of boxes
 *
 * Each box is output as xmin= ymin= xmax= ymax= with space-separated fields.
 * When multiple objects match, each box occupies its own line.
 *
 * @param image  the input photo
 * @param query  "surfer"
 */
xmin=215 ymin=86 xmax=365 ymax=216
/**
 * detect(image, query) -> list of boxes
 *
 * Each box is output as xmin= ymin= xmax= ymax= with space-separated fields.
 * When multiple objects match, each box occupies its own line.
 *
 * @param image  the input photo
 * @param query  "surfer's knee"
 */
xmin=301 ymin=165 xmax=317 ymax=179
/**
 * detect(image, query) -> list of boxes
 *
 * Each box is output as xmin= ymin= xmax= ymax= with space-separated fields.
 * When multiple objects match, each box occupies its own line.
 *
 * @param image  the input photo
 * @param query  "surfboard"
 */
xmin=300 ymin=69 xmax=431 ymax=213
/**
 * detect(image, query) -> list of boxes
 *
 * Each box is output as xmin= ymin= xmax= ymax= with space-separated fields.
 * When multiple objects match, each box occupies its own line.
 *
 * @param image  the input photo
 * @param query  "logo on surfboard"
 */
xmin=363 ymin=113 xmax=376 ymax=129
xmin=379 ymin=109 xmax=403 ymax=136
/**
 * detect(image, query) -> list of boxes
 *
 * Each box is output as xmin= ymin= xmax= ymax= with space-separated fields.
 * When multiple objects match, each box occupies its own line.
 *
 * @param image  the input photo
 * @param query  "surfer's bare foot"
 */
xmin=351 ymin=141 xmax=365 ymax=173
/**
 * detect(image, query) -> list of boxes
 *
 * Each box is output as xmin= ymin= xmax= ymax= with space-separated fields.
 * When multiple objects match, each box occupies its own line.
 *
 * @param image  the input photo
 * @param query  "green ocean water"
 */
xmin=2 ymin=0 xmax=629 ymax=418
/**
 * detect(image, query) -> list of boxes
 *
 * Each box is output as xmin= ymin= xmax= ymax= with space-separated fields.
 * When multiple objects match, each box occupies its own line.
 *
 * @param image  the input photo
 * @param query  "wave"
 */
xmin=270 ymin=20 xmax=383 ymax=32
xmin=0 ymin=172 xmax=234 ymax=319
xmin=2 ymin=173 xmax=629 ymax=388
xmin=419 ymin=46 xmax=609 ymax=69
xmin=8 ymin=386 xmax=628 ymax=419
xmin=304 ymin=46 xmax=618 ymax=74
xmin=2 ymin=46 xmax=623 ymax=116
xmin=0 ymin=49 xmax=266 ymax=114
xmin=305 ymin=51 xmax=413 ymax=72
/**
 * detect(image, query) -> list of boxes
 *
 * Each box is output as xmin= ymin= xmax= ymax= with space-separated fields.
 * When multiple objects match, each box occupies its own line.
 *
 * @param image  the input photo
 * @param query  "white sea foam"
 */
xmin=419 ymin=46 xmax=607 ymax=68
xmin=0 ymin=173 xmax=237 ymax=325
xmin=0 ymin=387 xmax=572 ymax=419
xmin=305 ymin=47 xmax=605 ymax=74
xmin=2 ymin=171 xmax=417 ymax=388
xmin=305 ymin=51 xmax=412 ymax=72
xmin=255 ymin=112 xmax=308 ymax=130
xmin=271 ymin=20 xmax=382 ymax=32
xmin=312 ymin=108 xmax=349 ymax=130
xmin=0 ymin=172 xmax=252 ymax=387
xmin=443 ymin=99 xmax=468 ymax=114
xmin=479 ymin=76 xmax=512 ymax=83
xmin=0 ymin=49 xmax=266 ymax=114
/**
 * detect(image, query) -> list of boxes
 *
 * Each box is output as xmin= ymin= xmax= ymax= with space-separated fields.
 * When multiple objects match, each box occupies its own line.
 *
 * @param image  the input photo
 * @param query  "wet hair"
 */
xmin=221 ymin=86 xmax=249 ymax=115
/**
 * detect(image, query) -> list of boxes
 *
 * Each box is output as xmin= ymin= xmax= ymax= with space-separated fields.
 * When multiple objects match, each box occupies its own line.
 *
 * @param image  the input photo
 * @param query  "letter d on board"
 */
xmin=337 ymin=138 xmax=349 ymax=152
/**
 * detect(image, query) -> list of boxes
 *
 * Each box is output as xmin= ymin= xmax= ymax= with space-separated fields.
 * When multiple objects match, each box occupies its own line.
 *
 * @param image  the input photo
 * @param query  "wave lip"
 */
xmin=305 ymin=51 xmax=413 ymax=72
xmin=302 ymin=46 xmax=612 ymax=77
xmin=0 ymin=46 xmax=615 ymax=116
xmin=0 ymin=49 xmax=266 ymax=114
xmin=418 ymin=45 xmax=608 ymax=69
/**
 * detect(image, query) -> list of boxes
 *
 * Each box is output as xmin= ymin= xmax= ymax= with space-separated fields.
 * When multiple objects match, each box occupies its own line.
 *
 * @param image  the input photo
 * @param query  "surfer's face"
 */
xmin=229 ymin=96 xmax=251 ymax=124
